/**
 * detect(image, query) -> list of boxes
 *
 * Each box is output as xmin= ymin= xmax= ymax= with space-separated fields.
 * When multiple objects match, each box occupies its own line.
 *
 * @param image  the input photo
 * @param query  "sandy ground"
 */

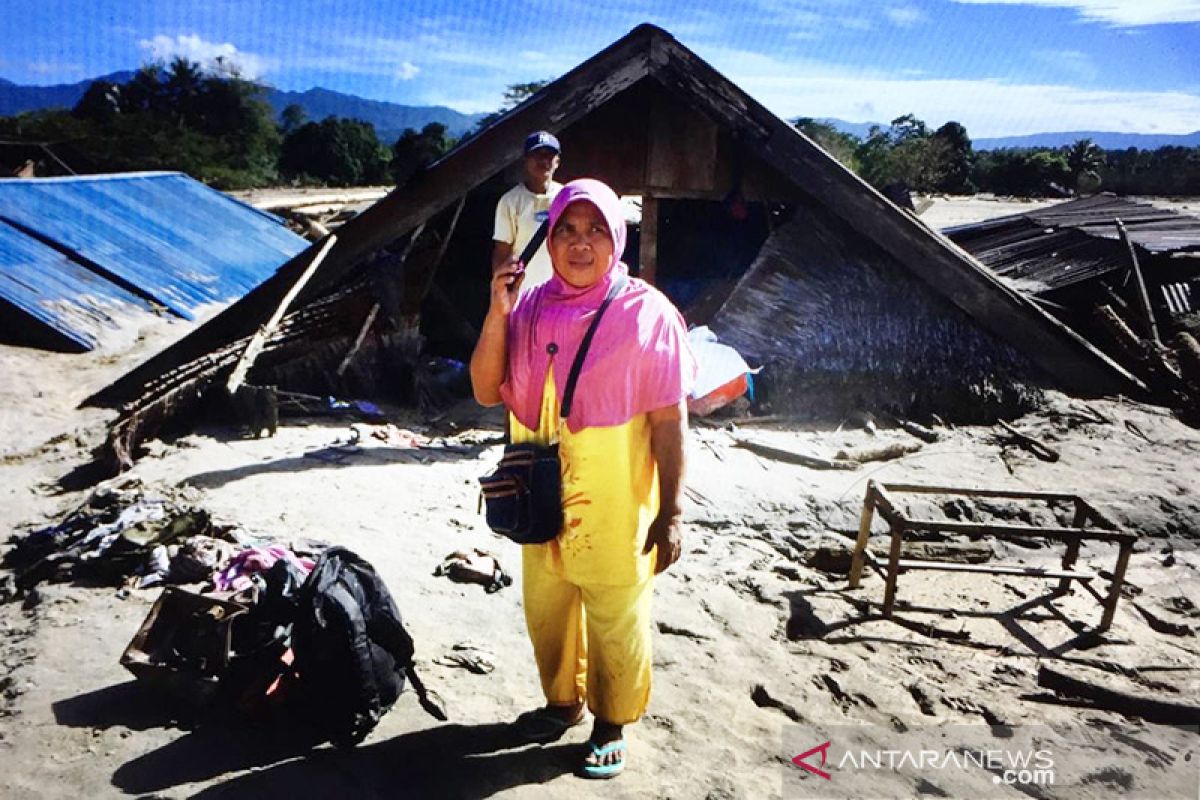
xmin=2 ymin=197 xmax=1199 ymax=799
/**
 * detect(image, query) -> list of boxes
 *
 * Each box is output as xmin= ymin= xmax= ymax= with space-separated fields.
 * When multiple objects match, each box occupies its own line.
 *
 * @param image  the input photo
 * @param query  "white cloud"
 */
xmin=395 ymin=61 xmax=420 ymax=81
xmin=837 ymin=15 xmax=874 ymax=30
xmin=1033 ymin=49 xmax=1099 ymax=80
xmin=886 ymin=5 xmax=928 ymax=26
xmin=949 ymin=0 xmax=1200 ymax=26
xmin=138 ymin=34 xmax=270 ymax=79
xmin=27 ymin=60 xmax=84 ymax=76
xmin=700 ymin=45 xmax=1200 ymax=136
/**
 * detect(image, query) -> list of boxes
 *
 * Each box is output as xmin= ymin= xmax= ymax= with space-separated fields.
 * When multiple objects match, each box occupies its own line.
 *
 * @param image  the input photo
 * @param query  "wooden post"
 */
xmin=413 ymin=197 xmax=466 ymax=308
xmin=639 ymin=194 xmax=659 ymax=285
xmin=226 ymin=234 xmax=338 ymax=395
xmin=1058 ymin=499 xmax=1088 ymax=593
xmin=848 ymin=482 xmax=876 ymax=588
xmin=882 ymin=520 xmax=905 ymax=617
xmin=336 ymin=303 xmax=380 ymax=377
xmin=1099 ymin=541 xmax=1132 ymax=631
xmin=1117 ymin=218 xmax=1159 ymax=344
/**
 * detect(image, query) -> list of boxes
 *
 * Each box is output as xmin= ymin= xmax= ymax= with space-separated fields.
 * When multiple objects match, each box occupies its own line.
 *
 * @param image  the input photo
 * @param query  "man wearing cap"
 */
xmin=491 ymin=131 xmax=562 ymax=292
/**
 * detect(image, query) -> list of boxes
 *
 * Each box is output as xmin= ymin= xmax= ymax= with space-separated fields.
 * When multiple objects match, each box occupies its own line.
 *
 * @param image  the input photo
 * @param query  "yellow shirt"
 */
xmin=510 ymin=365 xmax=658 ymax=587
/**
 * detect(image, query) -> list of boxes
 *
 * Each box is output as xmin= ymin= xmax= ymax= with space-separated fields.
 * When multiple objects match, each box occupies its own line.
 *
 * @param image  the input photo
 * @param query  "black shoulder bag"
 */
xmin=479 ymin=274 xmax=627 ymax=544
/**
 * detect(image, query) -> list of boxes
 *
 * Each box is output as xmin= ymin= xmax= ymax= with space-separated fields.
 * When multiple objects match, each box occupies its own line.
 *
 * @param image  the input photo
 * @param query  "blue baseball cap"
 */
xmin=524 ymin=131 xmax=561 ymax=155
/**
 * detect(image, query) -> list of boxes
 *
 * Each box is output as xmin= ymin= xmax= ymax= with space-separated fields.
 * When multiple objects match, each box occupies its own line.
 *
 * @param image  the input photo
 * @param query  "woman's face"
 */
xmin=549 ymin=201 xmax=614 ymax=288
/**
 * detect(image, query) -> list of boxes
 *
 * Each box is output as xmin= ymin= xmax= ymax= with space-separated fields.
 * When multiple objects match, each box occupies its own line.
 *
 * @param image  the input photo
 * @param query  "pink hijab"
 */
xmin=499 ymin=179 xmax=696 ymax=433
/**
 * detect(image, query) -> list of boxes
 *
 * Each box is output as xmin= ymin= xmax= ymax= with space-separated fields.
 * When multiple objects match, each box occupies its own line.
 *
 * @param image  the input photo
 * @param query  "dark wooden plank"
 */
xmin=894 ymin=559 xmax=1097 ymax=580
xmin=880 ymin=483 xmax=1081 ymax=502
xmin=640 ymin=194 xmax=659 ymax=285
xmin=901 ymin=519 xmax=1135 ymax=544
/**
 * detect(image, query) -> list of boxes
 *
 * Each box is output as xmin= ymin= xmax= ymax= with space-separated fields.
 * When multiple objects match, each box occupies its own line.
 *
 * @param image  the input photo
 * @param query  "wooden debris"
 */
xmin=336 ymin=303 xmax=380 ymax=377
xmin=1173 ymin=331 xmax=1200 ymax=403
xmin=683 ymin=485 xmax=711 ymax=507
xmin=1038 ymin=664 xmax=1200 ymax=725
xmin=731 ymin=436 xmax=857 ymax=470
xmin=836 ymin=441 xmax=922 ymax=463
xmin=226 ymin=234 xmax=338 ymax=395
xmin=1095 ymin=304 xmax=1186 ymax=400
xmin=997 ymin=419 xmax=1060 ymax=462
xmin=1132 ymin=602 xmax=1196 ymax=637
xmin=1116 ymin=219 xmax=1160 ymax=343
xmin=893 ymin=417 xmax=942 ymax=443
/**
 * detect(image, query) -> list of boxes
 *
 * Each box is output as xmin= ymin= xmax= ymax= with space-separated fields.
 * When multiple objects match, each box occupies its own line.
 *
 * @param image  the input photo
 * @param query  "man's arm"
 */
xmin=491 ymin=190 xmax=516 ymax=271
xmin=642 ymin=399 xmax=687 ymax=573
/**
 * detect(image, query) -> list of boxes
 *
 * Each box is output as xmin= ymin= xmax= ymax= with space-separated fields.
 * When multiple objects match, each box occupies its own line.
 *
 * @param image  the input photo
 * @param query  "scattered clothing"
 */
xmin=433 ymin=643 xmax=496 ymax=675
xmin=213 ymin=545 xmax=316 ymax=593
xmin=434 ymin=549 xmax=512 ymax=593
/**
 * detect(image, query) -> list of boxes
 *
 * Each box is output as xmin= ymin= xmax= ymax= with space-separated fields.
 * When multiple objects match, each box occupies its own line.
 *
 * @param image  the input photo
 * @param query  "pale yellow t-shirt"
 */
xmin=493 ymin=181 xmax=561 ymax=293
xmin=509 ymin=366 xmax=658 ymax=587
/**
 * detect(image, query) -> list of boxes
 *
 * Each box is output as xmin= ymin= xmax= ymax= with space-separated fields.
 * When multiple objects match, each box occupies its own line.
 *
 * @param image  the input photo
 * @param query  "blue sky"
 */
xmin=3 ymin=0 xmax=1198 ymax=136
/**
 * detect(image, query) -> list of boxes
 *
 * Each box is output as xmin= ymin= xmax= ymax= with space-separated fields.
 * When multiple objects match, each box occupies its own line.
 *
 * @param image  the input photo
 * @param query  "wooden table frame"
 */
xmin=847 ymin=481 xmax=1136 ymax=631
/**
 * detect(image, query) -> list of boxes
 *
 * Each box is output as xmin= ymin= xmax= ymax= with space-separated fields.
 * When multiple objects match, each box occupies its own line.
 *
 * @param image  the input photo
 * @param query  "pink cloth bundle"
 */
xmin=213 ymin=544 xmax=316 ymax=593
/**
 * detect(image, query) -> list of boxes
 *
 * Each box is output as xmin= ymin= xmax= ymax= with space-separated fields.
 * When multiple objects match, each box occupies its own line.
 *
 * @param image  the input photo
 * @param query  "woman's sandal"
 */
xmin=580 ymin=739 xmax=627 ymax=779
xmin=514 ymin=706 xmax=585 ymax=744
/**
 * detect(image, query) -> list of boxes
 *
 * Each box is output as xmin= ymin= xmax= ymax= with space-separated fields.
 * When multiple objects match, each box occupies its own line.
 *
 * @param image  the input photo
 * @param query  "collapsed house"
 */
xmin=85 ymin=25 xmax=1139 ymax=470
xmin=0 ymin=172 xmax=308 ymax=352
xmin=946 ymin=195 xmax=1200 ymax=408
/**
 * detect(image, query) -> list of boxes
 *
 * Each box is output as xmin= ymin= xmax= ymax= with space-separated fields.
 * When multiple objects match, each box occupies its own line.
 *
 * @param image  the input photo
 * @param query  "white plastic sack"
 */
xmin=687 ymin=326 xmax=759 ymax=399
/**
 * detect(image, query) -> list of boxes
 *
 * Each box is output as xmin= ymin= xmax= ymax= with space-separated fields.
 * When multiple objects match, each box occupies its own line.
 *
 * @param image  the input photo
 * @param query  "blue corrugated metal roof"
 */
xmin=0 ymin=220 xmax=157 ymax=351
xmin=0 ymin=172 xmax=308 ymax=350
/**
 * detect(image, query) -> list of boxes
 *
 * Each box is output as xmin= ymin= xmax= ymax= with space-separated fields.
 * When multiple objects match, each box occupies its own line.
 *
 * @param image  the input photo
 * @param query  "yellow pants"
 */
xmin=522 ymin=546 xmax=654 ymax=725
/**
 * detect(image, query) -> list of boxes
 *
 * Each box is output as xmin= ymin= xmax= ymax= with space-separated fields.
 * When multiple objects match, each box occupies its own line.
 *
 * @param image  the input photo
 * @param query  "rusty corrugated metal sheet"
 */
xmin=0 ymin=172 xmax=307 ymax=351
xmin=945 ymin=195 xmax=1200 ymax=292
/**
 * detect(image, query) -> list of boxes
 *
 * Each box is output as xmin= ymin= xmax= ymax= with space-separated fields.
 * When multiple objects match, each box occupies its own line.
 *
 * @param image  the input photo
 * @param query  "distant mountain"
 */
xmin=0 ymin=72 xmax=132 ymax=116
xmin=813 ymin=118 xmax=1200 ymax=151
xmin=814 ymin=118 xmax=882 ymax=139
xmin=972 ymin=130 xmax=1200 ymax=150
xmin=265 ymin=86 xmax=483 ymax=141
xmin=0 ymin=73 xmax=485 ymax=140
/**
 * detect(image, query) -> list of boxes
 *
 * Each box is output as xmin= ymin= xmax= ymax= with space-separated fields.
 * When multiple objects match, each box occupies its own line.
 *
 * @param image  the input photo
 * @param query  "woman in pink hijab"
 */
xmin=471 ymin=177 xmax=695 ymax=779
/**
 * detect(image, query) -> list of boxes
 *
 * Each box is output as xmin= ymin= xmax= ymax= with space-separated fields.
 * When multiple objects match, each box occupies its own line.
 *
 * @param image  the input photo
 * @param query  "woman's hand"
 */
xmin=643 ymin=511 xmax=683 ymax=574
xmin=489 ymin=256 xmax=526 ymax=317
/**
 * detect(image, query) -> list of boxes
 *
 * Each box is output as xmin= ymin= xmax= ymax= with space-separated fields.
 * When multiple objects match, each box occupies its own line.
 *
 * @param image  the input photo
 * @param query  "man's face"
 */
xmin=524 ymin=148 xmax=560 ymax=184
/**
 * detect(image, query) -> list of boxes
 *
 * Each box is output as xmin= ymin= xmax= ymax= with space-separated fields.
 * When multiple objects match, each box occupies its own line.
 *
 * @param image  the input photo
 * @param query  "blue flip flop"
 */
xmin=580 ymin=739 xmax=627 ymax=779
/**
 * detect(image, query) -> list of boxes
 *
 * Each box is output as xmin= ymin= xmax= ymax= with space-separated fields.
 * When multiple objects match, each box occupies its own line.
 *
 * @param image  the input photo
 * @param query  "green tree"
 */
xmin=855 ymin=114 xmax=949 ymax=192
xmin=972 ymin=149 xmax=1070 ymax=196
xmin=471 ymin=79 xmax=552 ymax=135
xmin=793 ymin=118 xmax=860 ymax=171
xmin=72 ymin=80 xmax=121 ymax=122
xmin=931 ymin=121 xmax=974 ymax=193
xmin=279 ymin=117 xmax=390 ymax=186
xmin=280 ymin=103 xmax=307 ymax=136
xmin=390 ymin=122 xmax=453 ymax=185
xmin=56 ymin=60 xmax=280 ymax=188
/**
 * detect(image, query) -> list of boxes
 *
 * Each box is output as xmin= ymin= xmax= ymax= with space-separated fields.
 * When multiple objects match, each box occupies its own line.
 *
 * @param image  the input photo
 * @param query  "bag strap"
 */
xmin=560 ymin=274 xmax=628 ymax=421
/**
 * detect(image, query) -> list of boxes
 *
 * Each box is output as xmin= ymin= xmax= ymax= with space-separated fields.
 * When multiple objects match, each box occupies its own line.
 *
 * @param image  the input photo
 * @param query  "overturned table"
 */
xmin=848 ymin=482 xmax=1136 ymax=631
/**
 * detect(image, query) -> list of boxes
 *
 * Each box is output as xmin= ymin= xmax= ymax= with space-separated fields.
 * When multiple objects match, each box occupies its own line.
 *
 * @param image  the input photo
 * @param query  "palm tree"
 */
xmin=1065 ymin=138 xmax=1105 ymax=194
